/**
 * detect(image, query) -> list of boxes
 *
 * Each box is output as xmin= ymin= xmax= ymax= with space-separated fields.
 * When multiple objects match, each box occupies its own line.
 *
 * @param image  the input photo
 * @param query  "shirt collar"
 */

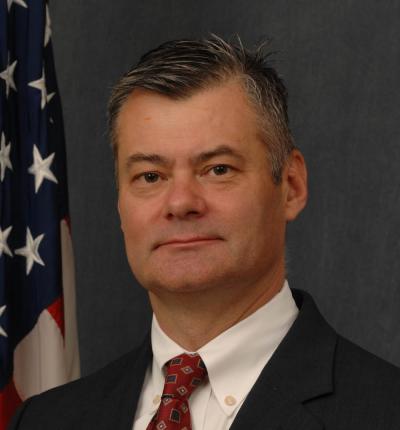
xmin=150 ymin=280 xmax=298 ymax=416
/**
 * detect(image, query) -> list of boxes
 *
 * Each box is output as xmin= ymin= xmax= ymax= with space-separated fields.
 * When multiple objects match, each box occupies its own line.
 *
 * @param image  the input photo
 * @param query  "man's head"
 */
xmin=109 ymin=35 xmax=307 ymax=304
xmin=109 ymin=35 xmax=294 ymax=184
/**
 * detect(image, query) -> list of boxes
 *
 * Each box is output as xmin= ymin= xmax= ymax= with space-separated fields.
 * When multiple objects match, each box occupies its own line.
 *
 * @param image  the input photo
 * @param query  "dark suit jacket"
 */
xmin=8 ymin=289 xmax=400 ymax=429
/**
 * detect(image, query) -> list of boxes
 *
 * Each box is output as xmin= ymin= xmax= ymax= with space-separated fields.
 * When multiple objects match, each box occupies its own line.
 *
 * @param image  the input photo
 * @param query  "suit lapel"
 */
xmin=81 ymin=334 xmax=152 ymax=430
xmin=230 ymin=289 xmax=336 ymax=430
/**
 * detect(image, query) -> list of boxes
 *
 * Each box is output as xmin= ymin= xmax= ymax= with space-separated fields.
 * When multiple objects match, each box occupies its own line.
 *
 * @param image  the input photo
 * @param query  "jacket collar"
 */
xmin=230 ymin=288 xmax=337 ymax=430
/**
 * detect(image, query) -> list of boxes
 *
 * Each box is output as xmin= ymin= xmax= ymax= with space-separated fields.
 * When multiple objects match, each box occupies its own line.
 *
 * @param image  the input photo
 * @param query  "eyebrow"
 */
xmin=124 ymin=144 xmax=246 ymax=170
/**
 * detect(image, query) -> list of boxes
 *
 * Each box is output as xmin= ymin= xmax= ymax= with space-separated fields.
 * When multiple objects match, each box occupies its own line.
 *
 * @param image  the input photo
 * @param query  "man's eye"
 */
xmin=209 ymin=165 xmax=232 ymax=176
xmin=134 ymin=172 xmax=160 ymax=183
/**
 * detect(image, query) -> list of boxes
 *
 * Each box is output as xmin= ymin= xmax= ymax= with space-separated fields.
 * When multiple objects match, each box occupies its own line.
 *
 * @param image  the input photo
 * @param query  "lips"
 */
xmin=155 ymin=236 xmax=220 ymax=249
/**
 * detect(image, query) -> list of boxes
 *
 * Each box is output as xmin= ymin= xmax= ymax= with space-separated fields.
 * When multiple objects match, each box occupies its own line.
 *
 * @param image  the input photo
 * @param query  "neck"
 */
xmin=148 ymin=263 xmax=285 ymax=351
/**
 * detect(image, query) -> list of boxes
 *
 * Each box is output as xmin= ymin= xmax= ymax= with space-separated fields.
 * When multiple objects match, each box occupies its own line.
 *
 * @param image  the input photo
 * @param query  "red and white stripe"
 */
xmin=0 ymin=219 xmax=80 ymax=428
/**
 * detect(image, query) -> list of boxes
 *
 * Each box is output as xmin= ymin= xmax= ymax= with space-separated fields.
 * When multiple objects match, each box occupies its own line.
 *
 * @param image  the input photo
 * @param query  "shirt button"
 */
xmin=153 ymin=395 xmax=161 ymax=405
xmin=224 ymin=395 xmax=237 ymax=406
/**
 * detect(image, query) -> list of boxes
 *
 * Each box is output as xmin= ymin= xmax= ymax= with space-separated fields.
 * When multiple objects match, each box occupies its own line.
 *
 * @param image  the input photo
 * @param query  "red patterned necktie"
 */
xmin=147 ymin=352 xmax=208 ymax=430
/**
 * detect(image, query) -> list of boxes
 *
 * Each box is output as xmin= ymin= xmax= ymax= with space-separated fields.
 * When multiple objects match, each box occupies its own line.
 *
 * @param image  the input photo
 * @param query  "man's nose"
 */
xmin=162 ymin=175 xmax=207 ymax=220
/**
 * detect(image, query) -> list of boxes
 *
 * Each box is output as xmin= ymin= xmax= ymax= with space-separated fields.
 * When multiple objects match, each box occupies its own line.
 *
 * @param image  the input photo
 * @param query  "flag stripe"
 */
xmin=0 ymin=379 xmax=22 ymax=429
xmin=47 ymin=296 xmax=65 ymax=338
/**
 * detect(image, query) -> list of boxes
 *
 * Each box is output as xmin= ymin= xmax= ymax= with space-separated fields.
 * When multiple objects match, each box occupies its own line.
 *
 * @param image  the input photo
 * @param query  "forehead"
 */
xmin=115 ymin=79 xmax=264 ymax=161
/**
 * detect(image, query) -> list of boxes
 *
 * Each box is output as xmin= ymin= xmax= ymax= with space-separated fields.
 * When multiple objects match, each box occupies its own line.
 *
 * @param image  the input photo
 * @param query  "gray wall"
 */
xmin=50 ymin=0 xmax=400 ymax=374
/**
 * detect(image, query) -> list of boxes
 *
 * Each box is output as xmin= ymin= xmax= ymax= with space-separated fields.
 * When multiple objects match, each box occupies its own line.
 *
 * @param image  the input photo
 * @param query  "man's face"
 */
xmin=116 ymin=80 xmax=293 ymax=296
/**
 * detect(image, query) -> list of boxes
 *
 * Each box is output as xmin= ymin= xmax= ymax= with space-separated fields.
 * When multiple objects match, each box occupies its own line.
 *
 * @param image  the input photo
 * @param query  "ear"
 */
xmin=282 ymin=149 xmax=308 ymax=222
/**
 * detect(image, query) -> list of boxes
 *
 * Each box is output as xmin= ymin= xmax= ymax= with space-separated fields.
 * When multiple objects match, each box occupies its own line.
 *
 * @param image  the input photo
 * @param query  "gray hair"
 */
xmin=108 ymin=34 xmax=295 ymax=183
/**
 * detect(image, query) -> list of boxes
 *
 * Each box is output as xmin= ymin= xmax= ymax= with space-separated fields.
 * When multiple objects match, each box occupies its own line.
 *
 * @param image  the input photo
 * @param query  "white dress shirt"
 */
xmin=133 ymin=280 xmax=298 ymax=430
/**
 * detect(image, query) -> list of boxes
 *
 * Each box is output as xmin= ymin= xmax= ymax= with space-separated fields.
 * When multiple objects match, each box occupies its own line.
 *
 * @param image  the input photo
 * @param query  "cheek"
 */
xmin=119 ymin=197 xmax=145 ymax=242
xmin=119 ymin=195 xmax=164 ymax=263
xmin=213 ymin=190 xmax=264 ymax=249
xmin=235 ymin=187 xmax=284 ymax=243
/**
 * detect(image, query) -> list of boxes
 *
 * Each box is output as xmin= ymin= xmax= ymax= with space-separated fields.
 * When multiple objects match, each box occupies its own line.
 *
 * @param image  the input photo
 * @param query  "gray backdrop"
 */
xmin=50 ymin=0 xmax=400 ymax=374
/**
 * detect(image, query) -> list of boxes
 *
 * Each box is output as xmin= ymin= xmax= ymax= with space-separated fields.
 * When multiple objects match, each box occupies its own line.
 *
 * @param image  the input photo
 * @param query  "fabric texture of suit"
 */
xmin=8 ymin=289 xmax=400 ymax=430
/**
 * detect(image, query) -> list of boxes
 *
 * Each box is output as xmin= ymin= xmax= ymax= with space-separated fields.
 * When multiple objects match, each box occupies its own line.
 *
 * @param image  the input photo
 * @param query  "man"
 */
xmin=8 ymin=35 xmax=400 ymax=430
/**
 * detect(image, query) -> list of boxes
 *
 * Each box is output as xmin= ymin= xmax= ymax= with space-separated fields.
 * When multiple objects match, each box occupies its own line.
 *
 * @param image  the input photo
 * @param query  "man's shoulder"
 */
xmin=296 ymin=288 xmax=400 ymax=387
xmin=8 ymin=339 xmax=151 ymax=430
xmin=335 ymin=334 xmax=400 ymax=388
xmin=310 ymin=335 xmax=400 ymax=427
xmin=286 ymin=288 xmax=400 ymax=428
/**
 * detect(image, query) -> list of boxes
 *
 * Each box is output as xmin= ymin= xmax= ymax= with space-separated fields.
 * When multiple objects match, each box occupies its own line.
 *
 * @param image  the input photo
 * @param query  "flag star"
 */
xmin=0 ymin=226 xmax=13 ymax=257
xmin=28 ymin=68 xmax=53 ymax=109
xmin=0 ymin=132 xmax=13 ymax=181
xmin=47 ymin=91 xmax=55 ymax=103
xmin=15 ymin=227 xmax=45 ymax=275
xmin=7 ymin=0 xmax=27 ymax=10
xmin=28 ymin=144 xmax=58 ymax=193
xmin=0 ymin=58 xmax=17 ymax=98
xmin=44 ymin=5 xmax=52 ymax=46
xmin=0 ymin=305 xmax=7 ymax=338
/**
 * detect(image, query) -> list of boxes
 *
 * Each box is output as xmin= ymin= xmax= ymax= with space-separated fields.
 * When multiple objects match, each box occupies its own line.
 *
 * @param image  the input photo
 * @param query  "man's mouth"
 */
xmin=155 ymin=236 xmax=221 ymax=249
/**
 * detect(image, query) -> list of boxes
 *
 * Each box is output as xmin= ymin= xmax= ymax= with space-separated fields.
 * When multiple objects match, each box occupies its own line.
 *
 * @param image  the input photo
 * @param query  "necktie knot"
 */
xmin=162 ymin=352 xmax=207 ymax=399
xmin=147 ymin=353 xmax=207 ymax=430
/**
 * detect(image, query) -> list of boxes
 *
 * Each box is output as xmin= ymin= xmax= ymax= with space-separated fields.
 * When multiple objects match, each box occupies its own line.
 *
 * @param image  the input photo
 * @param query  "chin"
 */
xmin=141 ymin=267 xmax=228 ymax=295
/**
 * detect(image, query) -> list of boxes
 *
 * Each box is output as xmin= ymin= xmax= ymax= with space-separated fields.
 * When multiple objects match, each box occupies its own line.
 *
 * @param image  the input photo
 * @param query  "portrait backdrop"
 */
xmin=50 ymin=0 xmax=400 ymax=374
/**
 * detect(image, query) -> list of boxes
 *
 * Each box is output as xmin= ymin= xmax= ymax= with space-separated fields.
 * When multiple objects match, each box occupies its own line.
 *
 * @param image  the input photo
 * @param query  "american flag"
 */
xmin=0 ymin=1 xmax=80 ymax=428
